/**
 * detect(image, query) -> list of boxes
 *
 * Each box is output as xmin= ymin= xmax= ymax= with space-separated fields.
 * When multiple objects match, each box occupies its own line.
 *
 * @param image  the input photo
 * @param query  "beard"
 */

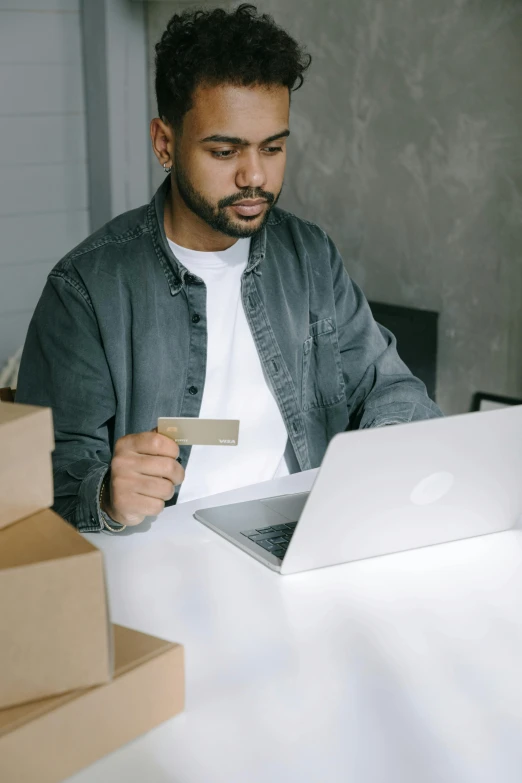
xmin=173 ymin=149 xmax=281 ymax=238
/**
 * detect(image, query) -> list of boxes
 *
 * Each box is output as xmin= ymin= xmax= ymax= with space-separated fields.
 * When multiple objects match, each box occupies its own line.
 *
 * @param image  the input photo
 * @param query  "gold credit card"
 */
xmin=157 ymin=417 xmax=240 ymax=446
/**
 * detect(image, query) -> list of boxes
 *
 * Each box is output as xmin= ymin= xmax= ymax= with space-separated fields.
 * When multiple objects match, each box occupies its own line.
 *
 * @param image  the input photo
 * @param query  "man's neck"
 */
xmin=164 ymin=191 xmax=237 ymax=253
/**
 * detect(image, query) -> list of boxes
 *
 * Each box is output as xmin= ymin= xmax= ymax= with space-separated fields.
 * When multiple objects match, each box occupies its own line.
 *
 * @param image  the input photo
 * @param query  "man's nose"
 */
xmin=235 ymin=150 xmax=267 ymax=190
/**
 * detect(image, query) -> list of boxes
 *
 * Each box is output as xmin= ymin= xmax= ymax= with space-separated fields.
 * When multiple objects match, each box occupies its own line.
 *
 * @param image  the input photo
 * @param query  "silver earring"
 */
xmin=163 ymin=162 xmax=172 ymax=174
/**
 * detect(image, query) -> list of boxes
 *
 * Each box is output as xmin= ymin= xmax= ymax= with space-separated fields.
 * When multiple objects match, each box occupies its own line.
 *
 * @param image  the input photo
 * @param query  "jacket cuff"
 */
xmin=69 ymin=464 xmax=109 ymax=533
xmin=360 ymin=402 xmax=415 ymax=429
xmin=360 ymin=400 xmax=442 ymax=429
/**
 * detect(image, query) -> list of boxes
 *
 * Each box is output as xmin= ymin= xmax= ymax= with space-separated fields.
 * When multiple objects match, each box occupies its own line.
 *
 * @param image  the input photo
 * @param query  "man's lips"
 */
xmin=229 ymin=199 xmax=267 ymax=217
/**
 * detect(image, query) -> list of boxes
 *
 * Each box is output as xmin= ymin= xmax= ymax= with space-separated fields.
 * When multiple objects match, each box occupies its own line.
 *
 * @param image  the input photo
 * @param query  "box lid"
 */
xmin=0 ymin=509 xmax=96 ymax=570
xmin=0 ymin=626 xmax=178 ymax=736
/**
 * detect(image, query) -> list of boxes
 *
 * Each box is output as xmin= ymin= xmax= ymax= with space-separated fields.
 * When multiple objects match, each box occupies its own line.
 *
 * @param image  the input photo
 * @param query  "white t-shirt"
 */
xmin=168 ymin=237 xmax=291 ymax=504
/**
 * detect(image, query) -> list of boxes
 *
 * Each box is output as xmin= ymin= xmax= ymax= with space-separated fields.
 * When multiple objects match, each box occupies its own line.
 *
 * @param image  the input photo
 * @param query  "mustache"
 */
xmin=218 ymin=189 xmax=275 ymax=209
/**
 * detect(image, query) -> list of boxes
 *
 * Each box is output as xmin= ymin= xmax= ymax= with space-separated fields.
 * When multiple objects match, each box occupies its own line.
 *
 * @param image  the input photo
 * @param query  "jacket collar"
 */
xmin=147 ymin=175 xmax=267 ymax=296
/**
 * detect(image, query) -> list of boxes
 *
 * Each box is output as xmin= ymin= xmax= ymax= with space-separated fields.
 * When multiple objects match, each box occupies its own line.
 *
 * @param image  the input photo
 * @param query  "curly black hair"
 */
xmin=154 ymin=4 xmax=311 ymax=129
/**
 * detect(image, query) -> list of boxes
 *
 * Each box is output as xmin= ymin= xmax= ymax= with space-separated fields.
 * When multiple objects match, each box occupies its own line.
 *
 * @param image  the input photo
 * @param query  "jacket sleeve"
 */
xmin=15 ymin=271 xmax=115 ymax=531
xmin=327 ymin=233 xmax=443 ymax=428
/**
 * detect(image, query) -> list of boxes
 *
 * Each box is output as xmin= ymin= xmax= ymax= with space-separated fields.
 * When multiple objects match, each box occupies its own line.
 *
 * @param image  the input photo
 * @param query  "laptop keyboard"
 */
xmin=240 ymin=522 xmax=297 ymax=559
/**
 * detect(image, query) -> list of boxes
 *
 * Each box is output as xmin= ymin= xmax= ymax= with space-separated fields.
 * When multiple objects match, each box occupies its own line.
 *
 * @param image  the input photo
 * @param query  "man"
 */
xmin=16 ymin=4 xmax=441 ymax=533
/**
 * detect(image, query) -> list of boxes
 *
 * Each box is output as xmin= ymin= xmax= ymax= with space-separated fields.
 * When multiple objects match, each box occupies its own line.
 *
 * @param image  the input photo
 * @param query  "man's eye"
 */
xmin=211 ymin=150 xmax=235 ymax=159
xmin=211 ymin=146 xmax=283 ymax=159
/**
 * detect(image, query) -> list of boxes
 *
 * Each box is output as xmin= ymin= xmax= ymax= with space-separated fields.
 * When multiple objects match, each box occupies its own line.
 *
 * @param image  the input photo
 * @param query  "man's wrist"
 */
xmin=99 ymin=472 xmax=126 ymax=533
xmin=99 ymin=473 xmax=112 ymax=515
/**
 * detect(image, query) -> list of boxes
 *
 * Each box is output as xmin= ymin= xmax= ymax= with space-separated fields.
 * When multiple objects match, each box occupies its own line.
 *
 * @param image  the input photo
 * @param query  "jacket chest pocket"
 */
xmin=301 ymin=317 xmax=345 ymax=411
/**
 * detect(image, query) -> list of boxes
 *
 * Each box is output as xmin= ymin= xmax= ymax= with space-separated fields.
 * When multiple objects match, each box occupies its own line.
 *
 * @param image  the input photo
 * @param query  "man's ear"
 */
xmin=150 ymin=116 xmax=174 ymax=168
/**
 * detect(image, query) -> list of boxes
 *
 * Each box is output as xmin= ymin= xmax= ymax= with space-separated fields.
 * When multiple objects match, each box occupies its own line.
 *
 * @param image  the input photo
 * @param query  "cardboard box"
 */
xmin=0 ymin=401 xmax=54 ymax=530
xmin=0 ymin=509 xmax=112 ymax=710
xmin=0 ymin=625 xmax=185 ymax=783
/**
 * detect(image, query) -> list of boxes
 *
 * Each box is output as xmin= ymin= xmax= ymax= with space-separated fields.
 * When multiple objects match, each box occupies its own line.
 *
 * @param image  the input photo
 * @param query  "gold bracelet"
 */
xmin=99 ymin=474 xmax=127 ymax=533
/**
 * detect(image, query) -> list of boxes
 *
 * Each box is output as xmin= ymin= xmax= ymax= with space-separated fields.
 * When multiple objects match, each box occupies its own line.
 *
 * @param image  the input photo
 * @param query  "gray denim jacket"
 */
xmin=16 ymin=177 xmax=442 ymax=532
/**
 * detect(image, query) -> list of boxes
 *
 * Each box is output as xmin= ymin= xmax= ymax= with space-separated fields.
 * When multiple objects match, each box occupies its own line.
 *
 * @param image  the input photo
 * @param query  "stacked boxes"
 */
xmin=0 ymin=508 xmax=113 ymax=710
xmin=0 ymin=401 xmax=184 ymax=782
xmin=0 ymin=625 xmax=184 ymax=783
xmin=0 ymin=402 xmax=54 ymax=529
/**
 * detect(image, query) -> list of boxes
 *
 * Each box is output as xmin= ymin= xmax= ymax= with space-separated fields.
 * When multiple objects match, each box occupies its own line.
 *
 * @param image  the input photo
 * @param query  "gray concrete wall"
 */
xmin=147 ymin=1 xmax=522 ymax=414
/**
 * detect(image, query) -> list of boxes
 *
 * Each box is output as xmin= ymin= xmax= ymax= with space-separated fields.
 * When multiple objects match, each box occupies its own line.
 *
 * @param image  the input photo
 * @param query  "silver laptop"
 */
xmin=194 ymin=406 xmax=522 ymax=575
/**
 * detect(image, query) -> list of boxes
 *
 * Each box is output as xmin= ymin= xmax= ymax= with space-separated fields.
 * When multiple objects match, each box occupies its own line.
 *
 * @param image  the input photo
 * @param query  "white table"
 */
xmin=71 ymin=470 xmax=522 ymax=783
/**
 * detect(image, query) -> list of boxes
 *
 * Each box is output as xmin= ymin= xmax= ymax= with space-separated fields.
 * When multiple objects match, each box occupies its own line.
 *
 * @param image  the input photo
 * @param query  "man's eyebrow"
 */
xmin=199 ymin=129 xmax=290 ymax=145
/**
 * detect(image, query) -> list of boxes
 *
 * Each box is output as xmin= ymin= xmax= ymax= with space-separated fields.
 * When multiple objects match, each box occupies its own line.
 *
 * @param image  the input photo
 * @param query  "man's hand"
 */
xmin=101 ymin=431 xmax=185 ymax=526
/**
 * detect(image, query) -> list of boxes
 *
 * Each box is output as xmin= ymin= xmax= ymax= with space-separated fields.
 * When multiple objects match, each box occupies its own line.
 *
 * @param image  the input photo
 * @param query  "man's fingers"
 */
xmin=108 ymin=484 xmax=167 ymax=523
xmin=125 ymin=494 xmax=165 ymax=519
xmin=136 ymin=475 xmax=176 ymax=502
xmin=135 ymin=454 xmax=184 ymax=485
xmin=124 ymin=431 xmax=180 ymax=459
xmin=107 ymin=431 xmax=185 ymax=526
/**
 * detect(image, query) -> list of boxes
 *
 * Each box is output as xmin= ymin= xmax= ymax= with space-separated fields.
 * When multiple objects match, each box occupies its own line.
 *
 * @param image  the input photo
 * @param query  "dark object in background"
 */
xmin=471 ymin=392 xmax=522 ymax=412
xmin=0 ymin=388 xmax=15 ymax=403
xmin=369 ymin=302 xmax=438 ymax=402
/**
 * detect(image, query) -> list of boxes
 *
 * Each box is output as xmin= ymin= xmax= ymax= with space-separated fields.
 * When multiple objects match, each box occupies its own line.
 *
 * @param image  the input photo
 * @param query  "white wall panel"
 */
xmin=0 ymin=260 xmax=54 ymax=314
xmin=0 ymin=2 xmax=79 ymax=10
xmin=0 ymin=63 xmax=84 ymax=116
xmin=0 ymin=10 xmax=82 ymax=64
xmin=0 ymin=311 xmax=32 ymax=367
xmin=0 ymin=4 xmax=89 ymax=367
xmin=0 ymin=114 xmax=86 ymax=166
xmin=0 ymin=211 xmax=89 ymax=266
xmin=0 ymin=163 xmax=87 ymax=215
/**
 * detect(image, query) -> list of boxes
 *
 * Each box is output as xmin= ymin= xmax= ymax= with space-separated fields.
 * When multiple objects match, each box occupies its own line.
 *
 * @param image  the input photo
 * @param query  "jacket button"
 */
xmin=191 ymin=313 xmax=201 ymax=324
xmin=188 ymin=386 xmax=198 ymax=395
